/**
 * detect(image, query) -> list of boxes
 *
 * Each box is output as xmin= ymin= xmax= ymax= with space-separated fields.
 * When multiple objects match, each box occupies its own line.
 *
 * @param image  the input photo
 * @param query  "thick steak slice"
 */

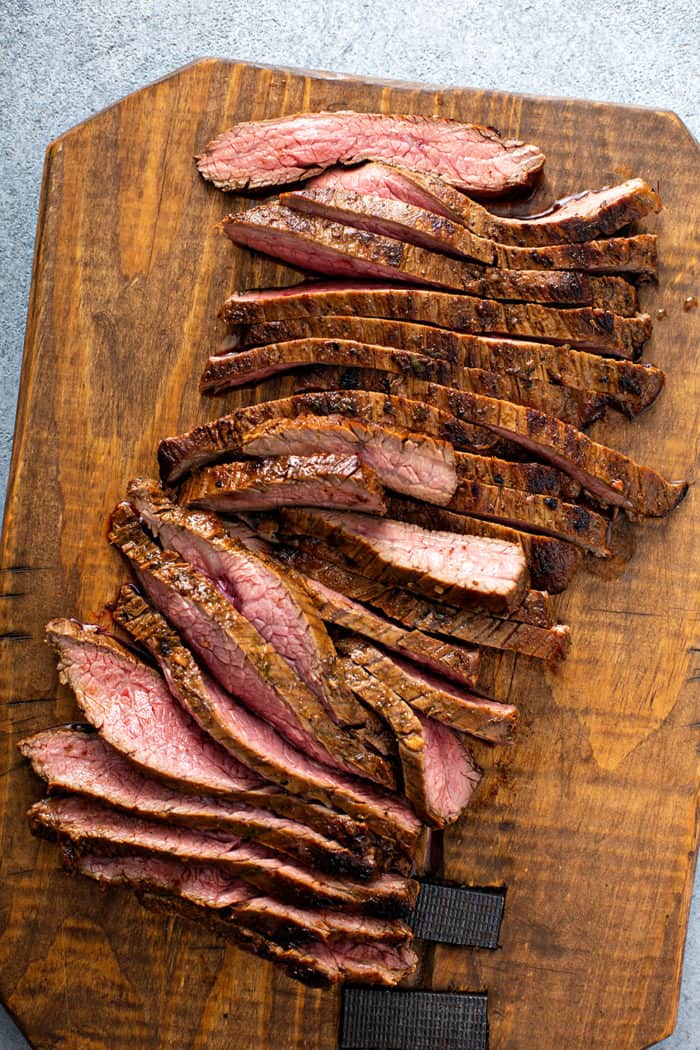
xmin=20 ymin=727 xmax=370 ymax=876
xmin=72 ymin=854 xmax=412 ymax=947
xmin=276 ymin=548 xmax=570 ymax=661
xmin=280 ymin=509 xmax=528 ymax=614
xmin=195 ymin=111 xmax=545 ymax=194
xmin=308 ymin=165 xmax=661 ymax=245
xmin=126 ymin=480 xmax=373 ymax=735
xmin=179 ymin=453 xmax=386 ymax=514
xmin=384 ymin=496 xmax=581 ymax=594
xmin=231 ymin=317 xmax=665 ymax=418
xmin=30 ymin=797 xmax=418 ymax=917
xmin=281 ymin=186 xmax=496 ymax=263
xmin=142 ymin=892 xmax=418 ymax=987
xmin=219 ymin=284 xmax=650 ymax=357
xmin=337 ymin=639 xmax=516 ymax=744
xmin=223 ymin=205 xmax=637 ymax=313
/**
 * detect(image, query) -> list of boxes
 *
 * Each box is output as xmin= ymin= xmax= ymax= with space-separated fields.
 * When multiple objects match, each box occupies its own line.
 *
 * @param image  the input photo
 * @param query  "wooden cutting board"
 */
xmin=0 ymin=59 xmax=698 ymax=1050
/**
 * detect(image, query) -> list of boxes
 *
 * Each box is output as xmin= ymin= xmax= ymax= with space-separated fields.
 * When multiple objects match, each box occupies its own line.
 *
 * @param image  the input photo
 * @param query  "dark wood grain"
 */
xmin=0 ymin=58 xmax=698 ymax=1050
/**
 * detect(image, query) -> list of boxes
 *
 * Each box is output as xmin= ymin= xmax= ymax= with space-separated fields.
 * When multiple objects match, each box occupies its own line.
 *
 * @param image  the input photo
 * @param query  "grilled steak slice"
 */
xmin=31 ymin=797 xmax=418 ymax=917
xmin=337 ymin=647 xmax=482 ymax=826
xmin=141 ymin=892 xmax=418 ymax=987
xmin=495 ymin=235 xmax=657 ymax=277
xmin=281 ymin=186 xmax=496 ymax=263
xmin=127 ymin=479 xmax=379 ymax=736
xmin=279 ymin=509 xmax=528 ymax=614
xmin=276 ymin=548 xmax=570 ymax=661
xmin=179 ymin=453 xmax=386 ymax=514
xmin=72 ymin=854 xmax=412 ymax=946
xmin=384 ymin=495 xmax=581 ymax=594
xmin=309 ymin=165 xmax=661 ymax=244
xmin=230 ymin=317 xmax=665 ymax=418
xmin=196 ymin=111 xmax=545 ymax=194
xmin=223 ymin=205 xmax=637 ymax=313
xmin=109 ymin=503 xmax=395 ymax=789
xmin=219 ymin=285 xmax=650 ymax=357
xmin=20 ymin=727 xmax=370 ymax=876
xmin=44 ymin=620 xmax=377 ymax=855
xmin=454 ymin=449 xmax=579 ymax=499
xmin=338 ymin=637 xmax=516 ymax=743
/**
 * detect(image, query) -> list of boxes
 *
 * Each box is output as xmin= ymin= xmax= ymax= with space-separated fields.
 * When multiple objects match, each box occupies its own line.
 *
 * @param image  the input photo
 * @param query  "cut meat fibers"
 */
xmin=336 ymin=641 xmax=482 ymax=827
xmin=229 ymin=316 xmax=665 ymax=419
xmin=31 ymin=797 xmax=418 ymax=917
xmin=71 ymin=853 xmax=413 ymax=947
xmin=109 ymin=503 xmax=395 ymax=790
xmin=219 ymin=284 xmax=651 ymax=357
xmin=126 ymin=480 xmax=372 ymax=735
xmin=222 ymin=204 xmax=637 ymax=313
xmin=195 ymin=110 xmax=545 ymax=194
xmin=179 ymin=453 xmax=387 ymax=514
xmin=278 ymin=509 xmax=528 ymax=615
xmin=308 ymin=164 xmax=661 ymax=245
xmin=20 ymin=727 xmax=370 ymax=877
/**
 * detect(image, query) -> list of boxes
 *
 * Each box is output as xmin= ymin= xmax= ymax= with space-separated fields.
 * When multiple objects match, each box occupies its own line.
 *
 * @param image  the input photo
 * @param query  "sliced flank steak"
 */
xmin=195 ymin=111 xmax=545 ymax=194
xmin=222 ymin=204 xmax=637 ymax=313
xmin=30 ymin=797 xmax=418 ymax=917
xmin=308 ymin=164 xmax=661 ymax=245
xmin=228 ymin=316 xmax=665 ymax=419
xmin=179 ymin=453 xmax=387 ymax=514
xmin=278 ymin=509 xmax=529 ymax=614
xmin=219 ymin=284 xmax=651 ymax=357
xmin=20 ymin=727 xmax=370 ymax=877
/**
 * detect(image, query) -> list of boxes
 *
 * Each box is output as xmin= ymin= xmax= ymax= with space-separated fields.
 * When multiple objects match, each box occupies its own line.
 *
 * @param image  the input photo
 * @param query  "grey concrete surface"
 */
xmin=1 ymin=2 xmax=697 ymax=1047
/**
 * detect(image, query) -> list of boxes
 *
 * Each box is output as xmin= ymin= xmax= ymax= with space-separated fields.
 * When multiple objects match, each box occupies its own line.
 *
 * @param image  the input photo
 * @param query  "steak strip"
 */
xmin=219 ymin=284 xmax=651 ymax=357
xmin=308 ymin=164 xmax=661 ymax=245
xmin=196 ymin=111 xmax=545 ymax=194
xmin=222 ymin=204 xmax=637 ymax=313
xmin=229 ymin=316 xmax=665 ymax=418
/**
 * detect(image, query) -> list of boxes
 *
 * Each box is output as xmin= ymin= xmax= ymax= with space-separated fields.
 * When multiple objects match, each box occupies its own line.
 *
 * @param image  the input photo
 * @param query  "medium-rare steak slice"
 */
xmin=219 ymin=285 xmax=650 ymax=357
xmin=279 ymin=509 xmax=528 ymax=614
xmin=31 ymin=797 xmax=418 ymax=917
xmin=222 ymin=204 xmax=637 ymax=313
xmin=20 ymin=727 xmax=370 ymax=876
xmin=126 ymin=480 xmax=375 ymax=735
xmin=308 ymin=164 xmax=661 ymax=244
xmin=179 ymin=453 xmax=387 ymax=514
xmin=72 ymin=854 xmax=412 ymax=947
xmin=44 ymin=620 xmax=377 ymax=856
xmin=383 ymin=496 xmax=581 ymax=594
xmin=109 ymin=503 xmax=395 ymax=788
xmin=276 ymin=548 xmax=570 ymax=661
xmin=336 ymin=639 xmax=516 ymax=744
xmin=230 ymin=317 xmax=665 ymax=418
xmin=195 ymin=111 xmax=545 ymax=194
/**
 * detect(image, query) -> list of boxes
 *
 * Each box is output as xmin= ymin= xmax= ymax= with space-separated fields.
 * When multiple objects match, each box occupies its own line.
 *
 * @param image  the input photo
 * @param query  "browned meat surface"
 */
xmin=219 ymin=284 xmax=651 ymax=357
xmin=494 ymin=235 xmax=657 ymax=276
xmin=196 ymin=111 xmax=545 ymax=194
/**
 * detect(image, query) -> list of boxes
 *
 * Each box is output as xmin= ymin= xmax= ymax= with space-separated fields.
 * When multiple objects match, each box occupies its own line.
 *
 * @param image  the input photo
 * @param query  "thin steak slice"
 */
xmin=44 ymin=619 xmax=377 ymax=855
xmin=336 ymin=638 xmax=516 ymax=743
xmin=72 ymin=854 xmax=412 ymax=947
xmin=229 ymin=317 xmax=665 ymax=418
xmin=30 ymin=797 xmax=418 ymax=917
xmin=179 ymin=453 xmax=386 ymax=514
xmin=494 ymin=235 xmax=657 ymax=277
xmin=278 ymin=509 xmax=528 ymax=614
xmin=308 ymin=164 xmax=661 ymax=244
xmin=127 ymin=479 xmax=376 ymax=735
xmin=20 ymin=727 xmax=370 ymax=877
xmin=219 ymin=285 xmax=650 ymax=357
xmin=222 ymin=204 xmax=637 ymax=313
xmin=276 ymin=548 xmax=570 ymax=661
xmin=195 ymin=111 xmax=545 ymax=194
xmin=110 ymin=503 xmax=395 ymax=789
xmin=384 ymin=495 xmax=581 ymax=594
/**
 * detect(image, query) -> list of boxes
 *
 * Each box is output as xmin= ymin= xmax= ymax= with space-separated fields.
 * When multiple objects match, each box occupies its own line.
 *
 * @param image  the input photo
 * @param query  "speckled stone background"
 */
xmin=1 ymin=2 xmax=697 ymax=1047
